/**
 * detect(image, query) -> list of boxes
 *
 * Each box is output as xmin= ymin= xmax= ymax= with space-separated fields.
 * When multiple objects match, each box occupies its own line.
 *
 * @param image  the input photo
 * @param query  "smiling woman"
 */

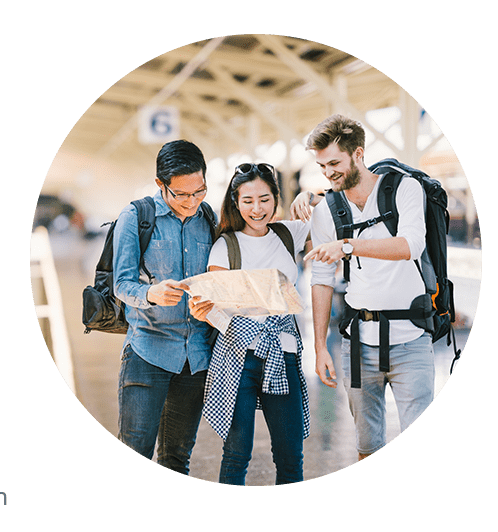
xmin=184 ymin=161 xmax=316 ymax=486
xmin=237 ymin=179 xmax=275 ymax=237
xmin=215 ymin=162 xmax=280 ymax=237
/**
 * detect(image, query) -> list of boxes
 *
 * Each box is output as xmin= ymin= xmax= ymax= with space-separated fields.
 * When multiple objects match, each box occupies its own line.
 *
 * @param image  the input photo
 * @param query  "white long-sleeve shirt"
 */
xmin=311 ymin=174 xmax=427 ymax=346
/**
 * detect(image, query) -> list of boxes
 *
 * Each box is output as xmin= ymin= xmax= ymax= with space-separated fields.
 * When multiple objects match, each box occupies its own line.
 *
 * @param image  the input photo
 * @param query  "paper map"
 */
xmin=183 ymin=268 xmax=305 ymax=333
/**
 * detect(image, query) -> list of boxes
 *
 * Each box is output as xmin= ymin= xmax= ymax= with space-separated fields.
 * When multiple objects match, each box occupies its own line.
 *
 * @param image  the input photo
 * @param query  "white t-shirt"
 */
xmin=208 ymin=220 xmax=310 ymax=352
xmin=311 ymin=175 xmax=427 ymax=346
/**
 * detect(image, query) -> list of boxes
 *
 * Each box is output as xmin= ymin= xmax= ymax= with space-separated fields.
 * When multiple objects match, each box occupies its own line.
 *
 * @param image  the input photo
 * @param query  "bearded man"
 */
xmin=303 ymin=114 xmax=435 ymax=461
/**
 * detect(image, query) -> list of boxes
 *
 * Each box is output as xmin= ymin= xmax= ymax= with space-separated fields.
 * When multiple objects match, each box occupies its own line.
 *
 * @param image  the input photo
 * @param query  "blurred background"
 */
xmin=30 ymin=34 xmax=481 ymax=484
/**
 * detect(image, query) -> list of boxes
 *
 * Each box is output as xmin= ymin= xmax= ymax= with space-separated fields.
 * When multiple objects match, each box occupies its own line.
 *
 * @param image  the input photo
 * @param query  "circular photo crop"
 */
xmin=30 ymin=34 xmax=481 ymax=486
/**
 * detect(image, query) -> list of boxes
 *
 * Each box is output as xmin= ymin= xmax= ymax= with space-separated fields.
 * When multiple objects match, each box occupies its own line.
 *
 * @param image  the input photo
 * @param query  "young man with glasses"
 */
xmin=113 ymin=139 xmax=217 ymax=473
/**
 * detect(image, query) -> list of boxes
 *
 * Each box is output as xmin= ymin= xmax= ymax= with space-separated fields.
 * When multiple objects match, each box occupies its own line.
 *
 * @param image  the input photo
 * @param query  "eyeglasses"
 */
xmin=234 ymin=163 xmax=275 ymax=176
xmin=165 ymin=184 xmax=208 ymax=201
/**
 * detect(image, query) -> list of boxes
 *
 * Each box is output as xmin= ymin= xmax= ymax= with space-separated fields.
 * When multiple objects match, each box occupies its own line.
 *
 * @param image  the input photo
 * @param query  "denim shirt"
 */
xmin=113 ymin=190 xmax=215 ymax=374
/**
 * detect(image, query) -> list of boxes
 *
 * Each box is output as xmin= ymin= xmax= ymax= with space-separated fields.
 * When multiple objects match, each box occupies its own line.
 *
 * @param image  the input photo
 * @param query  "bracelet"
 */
xmin=308 ymin=192 xmax=315 ymax=205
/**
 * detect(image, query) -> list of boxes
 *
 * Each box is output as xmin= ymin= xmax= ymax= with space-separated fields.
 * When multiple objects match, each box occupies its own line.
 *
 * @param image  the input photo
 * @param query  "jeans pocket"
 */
xmin=283 ymin=351 xmax=298 ymax=367
xmin=121 ymin=343 xmax=134 ymax=361
xmin=402 ymin=332 xmax=432 ymax=352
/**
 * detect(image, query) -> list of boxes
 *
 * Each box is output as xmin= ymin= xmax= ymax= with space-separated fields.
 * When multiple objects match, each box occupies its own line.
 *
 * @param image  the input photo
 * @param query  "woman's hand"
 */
xmin=188 ymin=296 xmax=215 ymax=323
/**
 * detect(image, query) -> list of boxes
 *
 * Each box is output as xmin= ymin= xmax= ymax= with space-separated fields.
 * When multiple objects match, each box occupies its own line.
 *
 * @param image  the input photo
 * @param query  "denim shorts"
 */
xmin=341 ymin=332 xmax=435 ymax=454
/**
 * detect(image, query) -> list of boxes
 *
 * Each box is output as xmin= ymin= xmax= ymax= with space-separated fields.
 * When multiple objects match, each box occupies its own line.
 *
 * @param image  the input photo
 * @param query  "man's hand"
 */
xmin=146 ymin=280 xmax=189 ymax=306
xmin=315 ymin=347 xmax=337 ymax=388
xmin=304 ymin=241 xmax=344 ymax=264
xmin=188 ymin=296 xmax=215 ymax=323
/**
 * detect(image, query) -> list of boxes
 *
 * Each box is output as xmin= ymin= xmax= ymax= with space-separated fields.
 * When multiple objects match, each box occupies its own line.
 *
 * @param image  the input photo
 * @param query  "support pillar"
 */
xmin=399 ymin=89 xmax=421 ymax=166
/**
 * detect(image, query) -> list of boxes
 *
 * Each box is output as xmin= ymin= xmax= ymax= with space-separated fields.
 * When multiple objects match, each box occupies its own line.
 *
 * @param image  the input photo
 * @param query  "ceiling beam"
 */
xmin=182 ymin=93 xmax=250 ymax=153
xmin=155 ymin=44 xmax=315 ymax=79
xmin=208 ymin=63 xmax=301 ymax=143
xmin=256 ymin=35 xmax=361 ymax=115
xmin=95 ymin=36 xmax=225 ymax=160
xmin=256 ymin=34 xmax=403 ymax=157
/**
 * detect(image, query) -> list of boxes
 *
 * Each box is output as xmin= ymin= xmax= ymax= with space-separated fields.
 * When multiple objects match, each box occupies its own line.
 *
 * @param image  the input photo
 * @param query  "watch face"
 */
xmin=343 ymin=243 xmax=354 ymax=254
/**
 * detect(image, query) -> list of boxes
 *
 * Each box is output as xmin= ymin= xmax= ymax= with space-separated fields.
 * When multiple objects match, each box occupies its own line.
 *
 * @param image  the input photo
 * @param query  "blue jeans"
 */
xmin=118 ymin=344 xmax=206 ymax=474
xmin=341 ymin=332 xmax=435 ymax=454
xmin=219 ymin=350 xmax=304 ymax=485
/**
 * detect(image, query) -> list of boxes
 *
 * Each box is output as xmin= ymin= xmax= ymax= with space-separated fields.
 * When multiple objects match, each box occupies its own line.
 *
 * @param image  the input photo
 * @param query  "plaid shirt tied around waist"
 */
xmin=202 ymin=314 xmax=310 ymax=441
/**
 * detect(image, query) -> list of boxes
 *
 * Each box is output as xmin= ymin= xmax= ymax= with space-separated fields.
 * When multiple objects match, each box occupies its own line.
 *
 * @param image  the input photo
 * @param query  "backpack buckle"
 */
xmin=359 ymin=309 xmax=380 ymax=321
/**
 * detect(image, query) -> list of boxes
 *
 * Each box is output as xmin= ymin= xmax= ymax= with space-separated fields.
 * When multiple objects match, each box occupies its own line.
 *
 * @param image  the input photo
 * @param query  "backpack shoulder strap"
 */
xmin=377 ymin=172 xmax=403 ymax=237
xmin=371 ymin=158 xmax=431 ymax=237
xmin=130 ymin=196 xmax=156 ymax=282
xmin=200 ymin=201 xmax=217 ymax=242
xmin=220 ymin=232 xmax=241 ymax=270
xmin=325 ymin=190 xmax=353 ymax=240
xmin=268 ymin=222 xmax=295 ymax=262
xmin=95 ymin=220 xmax=116 ymax=273
xmin=325 ymin=190 xmax=355 ymax=281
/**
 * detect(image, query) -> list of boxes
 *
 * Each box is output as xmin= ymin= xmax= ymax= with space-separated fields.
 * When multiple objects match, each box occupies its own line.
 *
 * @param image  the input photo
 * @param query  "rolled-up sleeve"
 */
xmin=395 ymin=178 xmax=426 ymax=261
xmin=310 ymin=200 xmax=338 ymax=287
xmin=113 ymin=206 xmax=154 ymax=308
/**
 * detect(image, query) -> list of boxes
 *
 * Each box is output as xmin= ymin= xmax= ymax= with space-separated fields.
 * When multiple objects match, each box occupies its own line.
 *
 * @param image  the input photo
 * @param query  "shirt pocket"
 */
xmin=193 ymin=242 xmax=211 ymax=276
xmin=143 ymin=239 xmax=181 ymax=279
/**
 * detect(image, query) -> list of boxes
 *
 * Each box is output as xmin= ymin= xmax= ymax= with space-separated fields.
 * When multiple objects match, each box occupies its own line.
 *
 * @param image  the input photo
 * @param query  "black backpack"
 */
xmin=325 ymin=158 xmax=460 ymax=386
xmin=82 ymin=197 xmax=217 ymax=334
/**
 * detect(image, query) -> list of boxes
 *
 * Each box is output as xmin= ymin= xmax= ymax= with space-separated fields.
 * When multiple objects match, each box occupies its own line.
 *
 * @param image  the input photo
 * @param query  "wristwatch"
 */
xmin=342 ymin=238 xmax=354 ymax=259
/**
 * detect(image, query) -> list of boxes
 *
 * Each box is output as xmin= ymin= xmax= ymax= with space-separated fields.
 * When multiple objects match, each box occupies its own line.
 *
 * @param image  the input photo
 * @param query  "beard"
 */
xmin=331 ymin=158 xmax=361 ymax=192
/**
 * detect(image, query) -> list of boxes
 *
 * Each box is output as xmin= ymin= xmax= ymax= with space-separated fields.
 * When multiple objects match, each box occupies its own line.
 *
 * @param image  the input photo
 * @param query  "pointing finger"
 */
xmin=303 ymin=249 xmax=317 ymax=261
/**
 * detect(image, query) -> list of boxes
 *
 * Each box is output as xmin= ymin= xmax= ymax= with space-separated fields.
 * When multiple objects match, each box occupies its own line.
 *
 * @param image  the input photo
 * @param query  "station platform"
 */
xmin=48 ymin=231 xmax=468 ymax=485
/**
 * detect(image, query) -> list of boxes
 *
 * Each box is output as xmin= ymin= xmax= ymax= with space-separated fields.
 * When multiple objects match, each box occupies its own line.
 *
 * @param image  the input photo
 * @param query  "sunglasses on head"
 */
xmin=234 ymin=163 xmax=275 ymax=176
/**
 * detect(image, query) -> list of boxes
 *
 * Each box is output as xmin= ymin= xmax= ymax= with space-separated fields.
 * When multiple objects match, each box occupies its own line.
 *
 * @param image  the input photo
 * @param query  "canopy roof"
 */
xmin=62 ymin=34 xmax=402 ymax=163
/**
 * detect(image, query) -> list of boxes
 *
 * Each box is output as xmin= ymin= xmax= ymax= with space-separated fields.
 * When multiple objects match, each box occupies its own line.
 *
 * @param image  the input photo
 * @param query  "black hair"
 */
xmin=217 ymin=163 xmax=280 ymax=237
xmin=156 ymin=139 xmax=207 ymax=186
